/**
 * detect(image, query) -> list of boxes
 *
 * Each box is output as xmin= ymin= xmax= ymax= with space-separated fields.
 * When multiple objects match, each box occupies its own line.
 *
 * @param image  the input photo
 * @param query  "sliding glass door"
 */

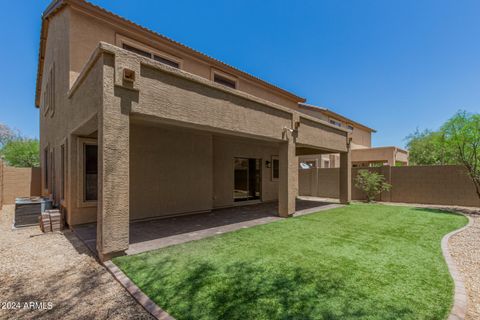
xmin=233 ymin=158 xmax=261 ymax=202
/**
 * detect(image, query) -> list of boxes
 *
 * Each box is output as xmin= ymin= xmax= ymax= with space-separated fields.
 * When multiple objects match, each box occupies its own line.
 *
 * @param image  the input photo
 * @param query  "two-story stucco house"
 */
xmin=298 ymin=103 xmax=409 ymax=168
xmin=36 ymin=0 xmax=353 ymax=260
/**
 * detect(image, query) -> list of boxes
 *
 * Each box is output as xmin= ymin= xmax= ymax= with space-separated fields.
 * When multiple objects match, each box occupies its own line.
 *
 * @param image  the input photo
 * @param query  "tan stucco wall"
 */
xmin=40 ymin=9 xmax=349 ymax=223
xmin=0 ymin=164 xmax=41 ymax=206
xmin=351 ymin=147 xmax=409 ymax=166
xmin=39 ymin=4 xmax=351 ymax=257
xmin=130 ymin=123 xmax=213 ymax=220
xmin=67 ymin=7 xmax=300 ymax=110
xmin=298 ymin=108 xmax=372 ymax=149
xmin=39 ymin=7 xmax=103 ymax=225
xmin=350 ymin=128 xmax=371 ymax=149
xmin=299 ymin=165 xmax=480 ymax=207
xmin=352 ymin=147 xmax=395 ymax=165
xmin=135 ymin=64 xmax=293 ymax=141
xmin=129 ymin=124 xmax=281 ymax=217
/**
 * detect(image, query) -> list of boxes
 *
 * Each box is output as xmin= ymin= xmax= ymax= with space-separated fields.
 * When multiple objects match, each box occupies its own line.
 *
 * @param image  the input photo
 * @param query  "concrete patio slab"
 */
xmin=74 ymin=199 xmax=341 ymax=256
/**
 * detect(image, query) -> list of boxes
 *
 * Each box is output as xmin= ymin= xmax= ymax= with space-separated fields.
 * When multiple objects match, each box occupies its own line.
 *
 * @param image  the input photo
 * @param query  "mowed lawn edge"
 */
xmin=113 ymin=204 xmax=468 ymax=320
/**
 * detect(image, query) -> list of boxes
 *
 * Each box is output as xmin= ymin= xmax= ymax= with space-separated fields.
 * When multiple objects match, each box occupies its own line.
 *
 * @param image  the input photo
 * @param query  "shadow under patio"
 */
xmin=74 ymin=198 xmax=340 ymax=256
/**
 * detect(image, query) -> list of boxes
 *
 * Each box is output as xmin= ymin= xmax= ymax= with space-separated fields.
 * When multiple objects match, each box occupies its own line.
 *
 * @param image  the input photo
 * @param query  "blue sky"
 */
xmin=1 ymin=0 xmax=479 ymax=147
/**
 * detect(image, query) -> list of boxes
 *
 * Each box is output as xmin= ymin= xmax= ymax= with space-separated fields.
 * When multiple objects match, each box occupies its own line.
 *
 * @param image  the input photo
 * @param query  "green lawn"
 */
xmin=113 ymin=204 xmax=467 ymax=320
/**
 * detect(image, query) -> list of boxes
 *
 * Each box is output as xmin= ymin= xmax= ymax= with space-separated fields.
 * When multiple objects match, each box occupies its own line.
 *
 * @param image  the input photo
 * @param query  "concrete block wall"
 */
xmin=0 ymin=161 xmax=42 ymax=207
xmin=299 ymin=165 xmax=480 ymax=207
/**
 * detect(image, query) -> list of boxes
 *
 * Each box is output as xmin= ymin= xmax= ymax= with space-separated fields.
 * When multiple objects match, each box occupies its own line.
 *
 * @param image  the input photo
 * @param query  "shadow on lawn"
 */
xmin=130 ymin=259 xmax=416 ymax=320
xmin=412 ymin=206 xmax=478 ymax=216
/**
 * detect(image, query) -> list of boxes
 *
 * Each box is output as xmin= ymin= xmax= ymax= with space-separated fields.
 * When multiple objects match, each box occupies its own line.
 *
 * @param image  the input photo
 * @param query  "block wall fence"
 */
xmin=299 ymin=165 xmax=480 ymax=207
xmin=0 ymin=161 xmax=41 ymax=207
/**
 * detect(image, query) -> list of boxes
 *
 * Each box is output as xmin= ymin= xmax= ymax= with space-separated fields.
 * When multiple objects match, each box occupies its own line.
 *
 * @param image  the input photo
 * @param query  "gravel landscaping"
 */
xmin=449 ymin=211 xmax=480 ymax=320
xmin=0 ymin=205 xmax=153 ymax=320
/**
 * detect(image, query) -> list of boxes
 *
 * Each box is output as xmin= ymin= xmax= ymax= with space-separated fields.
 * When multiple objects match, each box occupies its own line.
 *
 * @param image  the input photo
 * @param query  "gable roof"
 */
xmin=298 ymin=102 xmax=376 ymax=133
xmin=35 ymin=0 xmax=306 ymax=107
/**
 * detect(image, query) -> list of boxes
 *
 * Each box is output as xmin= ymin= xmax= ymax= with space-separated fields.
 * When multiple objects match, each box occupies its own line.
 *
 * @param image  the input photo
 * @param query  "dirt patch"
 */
xmin=0 ymin=205 xmax=153 ymax=320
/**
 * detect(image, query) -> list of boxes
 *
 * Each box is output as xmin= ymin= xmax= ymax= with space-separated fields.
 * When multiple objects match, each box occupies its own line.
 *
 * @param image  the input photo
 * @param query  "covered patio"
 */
xmin=67 ymin=43 xmax=351 ymax=260
xmin=74 ymin=198 xmax=341 ymax=256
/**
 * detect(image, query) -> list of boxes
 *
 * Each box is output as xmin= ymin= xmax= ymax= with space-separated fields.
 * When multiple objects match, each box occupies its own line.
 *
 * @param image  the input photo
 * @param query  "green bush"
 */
xmin=1 ymin=139 xmax=40 ymax=167
xmin=354 ymin=169 xmax=392 ymax=202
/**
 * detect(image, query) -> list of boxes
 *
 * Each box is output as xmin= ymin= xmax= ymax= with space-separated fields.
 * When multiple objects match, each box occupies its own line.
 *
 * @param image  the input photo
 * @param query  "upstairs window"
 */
xmin=122 ymin=43 xmax=151 ymax=58
xmin=42 ymin=64 xmax=55 ymax=118
xmin=329 ymin=119 xmax=342 ymax=127
xmin=153 ymin=55 xmax=179 ymax=68
xmin=213 ymin=73 xmax=237 ymax=89
xmin=347 ymin=125 xmax=354 ymax=131
xmin=122 ymin=43 xmax=180 ymax=68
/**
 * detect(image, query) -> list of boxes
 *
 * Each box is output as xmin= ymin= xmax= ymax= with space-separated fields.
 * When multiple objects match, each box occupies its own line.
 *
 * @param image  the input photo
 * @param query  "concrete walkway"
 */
xmin=75 ymin=199 xmax=341 ymax=256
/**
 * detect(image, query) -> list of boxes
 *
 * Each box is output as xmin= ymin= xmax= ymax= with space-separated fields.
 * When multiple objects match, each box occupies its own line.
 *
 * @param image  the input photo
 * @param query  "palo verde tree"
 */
xmin=0 ymin=123 xmax=39 ymax=167
xmin=441 ymin=111 xmax=480 ymax=199
xmin=405 ymin=129 xmax=453 ymax=165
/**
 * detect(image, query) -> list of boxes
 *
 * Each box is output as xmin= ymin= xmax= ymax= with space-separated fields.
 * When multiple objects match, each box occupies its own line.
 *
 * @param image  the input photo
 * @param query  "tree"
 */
xmin=441 ymin=111 xmax=480 ymax=199
xmin=0 ymin=123 xmax=18 ymax=147
xmin=1 ymin=139 xmax=40 ymax=167
xmin=354 ymin=170 xmax=392 ymax=202
xmin=405 ymin=129 xmax=454 ymax=165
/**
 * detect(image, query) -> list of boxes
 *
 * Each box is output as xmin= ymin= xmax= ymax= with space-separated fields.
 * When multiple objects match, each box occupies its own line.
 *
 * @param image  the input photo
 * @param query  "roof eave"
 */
xmin=35 ymin=0 xmax=68 ymax=108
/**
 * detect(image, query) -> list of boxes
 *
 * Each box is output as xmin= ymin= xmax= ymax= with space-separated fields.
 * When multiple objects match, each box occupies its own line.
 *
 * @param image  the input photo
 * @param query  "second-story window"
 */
xmin=123 ymin=44 xmax=151 ymax=58
xmin=153 ymin=55 xmax=179 ymax=68
xmin=122 ymin=43 xmax=180 ymax=68
xmin=347 ymin=125 xmax=354 ymax=131
xmin=329 ymin=119 xmax=342 ymax=127
xmin=213 ymin=73 xmax=237 ymax=89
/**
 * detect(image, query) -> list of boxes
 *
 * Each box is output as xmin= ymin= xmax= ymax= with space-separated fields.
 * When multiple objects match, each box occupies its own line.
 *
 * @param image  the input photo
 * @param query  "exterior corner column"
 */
xmin=339 ymin=150 xmax=351 ymax=204
xmin=97 ymin=53 xmax=130 ymax=261
xmin=278 ymin=137 xmax=297 ymax=217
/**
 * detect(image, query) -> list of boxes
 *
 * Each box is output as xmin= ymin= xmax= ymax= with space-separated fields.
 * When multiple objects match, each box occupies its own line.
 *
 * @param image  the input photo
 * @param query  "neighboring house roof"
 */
xmin=35 ymin=0 xmax=306 ymax=107
xmin=298 ymin=102 xmax=377 ymax=133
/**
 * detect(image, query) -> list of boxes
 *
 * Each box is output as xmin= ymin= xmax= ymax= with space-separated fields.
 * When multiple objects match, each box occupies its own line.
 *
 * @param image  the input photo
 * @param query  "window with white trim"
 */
xmin=78 ymin=138 xmax=98 ymax=206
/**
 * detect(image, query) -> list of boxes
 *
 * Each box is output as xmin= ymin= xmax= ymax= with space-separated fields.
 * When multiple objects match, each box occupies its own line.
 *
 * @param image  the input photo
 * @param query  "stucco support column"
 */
xmin=278 ymin=122 xmax=298 ymax=217
xmin=339 ymin=150 xmax=351 ymax=204
xmin=97 ymin=53 xmax=130 ymax=261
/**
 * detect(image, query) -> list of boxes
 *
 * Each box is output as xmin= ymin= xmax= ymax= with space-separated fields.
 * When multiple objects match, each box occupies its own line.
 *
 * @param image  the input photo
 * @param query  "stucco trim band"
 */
xmin=68 ymin=42 xmax=349 ymax=136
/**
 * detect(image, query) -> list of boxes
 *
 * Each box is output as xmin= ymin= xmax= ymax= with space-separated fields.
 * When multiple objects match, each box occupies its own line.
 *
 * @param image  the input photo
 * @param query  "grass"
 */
xmin=113 ymin=204 xmax=467 ymax=320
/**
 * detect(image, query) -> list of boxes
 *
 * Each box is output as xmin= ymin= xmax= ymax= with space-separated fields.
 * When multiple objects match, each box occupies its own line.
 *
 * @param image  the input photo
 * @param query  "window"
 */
xmin=153 ymin=54 xmax=180 ymax=68
xmin=323 ymin=160 xmax=330 ymax=168
xmin=50 ymin=149 xmax=56 ymax=200
xmin=122 ymin=43 xmax=151 ymax=58
xmin=42 ymin=64 xmax=55 ymax=118
xmin=84 ymin=144 xmax=98 ymax=202
xmin=329 ymin=119 xmax=342 ymax=127
xmin=122 ymin=43 xmax=180 ymax=68
xmin=44 ymin=147 xmax=49 ymax=189
xmin=271 ymin=156 xmax=279 ymax=181
xmin=60 ymin=144 xmax=66 ymax=201
xmin=214 ymin=73 xmax=237 ymax=89
xmin=347 ymin=125 xmax=354 ymax=131
xmin=233 ymin=158 xmax=261 ymax=202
